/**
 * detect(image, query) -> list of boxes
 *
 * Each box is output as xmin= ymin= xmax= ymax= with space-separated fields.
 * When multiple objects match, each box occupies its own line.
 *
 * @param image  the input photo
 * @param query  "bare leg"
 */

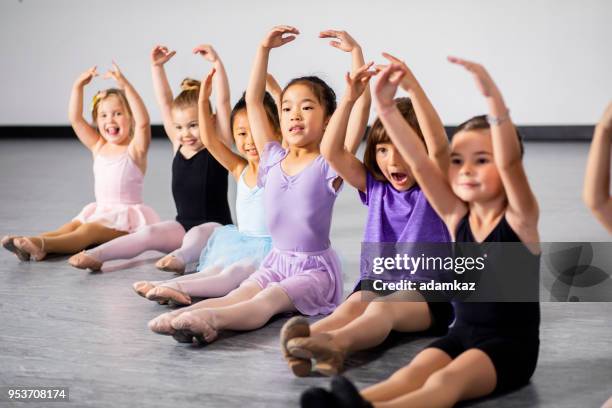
xmin=15 ymin=222 xmax=127 ymax=260
xmin=372 ymin=349 xmax=497 ymax=408
xmin=310 ymin=290 xmax=378 ymax=335
xmin=171 ymin=285 xmax=295 ymax=342
xmin=361 ymin=348 xmax=452 ymax=402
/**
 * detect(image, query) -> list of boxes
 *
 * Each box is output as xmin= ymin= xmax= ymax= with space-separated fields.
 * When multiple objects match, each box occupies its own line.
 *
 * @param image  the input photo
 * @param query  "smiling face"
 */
xmin=374 ymin=142 xmax=416 ymax=191
xmin=95 ymin=94 xmax=132 ymax=145
xmin=232 ymin=109 xmax=259 ymax=162
xmin=280 ymin=83 xmax=327 ymax=148
xmin=172 ymin=106 xmax=203 ymax=150
xmin=449 ymin=129 xmax=504 ymax=203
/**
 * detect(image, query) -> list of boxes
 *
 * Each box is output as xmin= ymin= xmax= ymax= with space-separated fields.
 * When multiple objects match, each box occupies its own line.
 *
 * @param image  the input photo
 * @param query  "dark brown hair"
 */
xmin=364 ymin=97 xmax=425 ymax=181
xmin=452 ymin=115 xmax=524 ymax=157
xmin=281 ymin=76 xmax=337 ymax=118
xmin=231 ymin=91 xmax=280 ymax=135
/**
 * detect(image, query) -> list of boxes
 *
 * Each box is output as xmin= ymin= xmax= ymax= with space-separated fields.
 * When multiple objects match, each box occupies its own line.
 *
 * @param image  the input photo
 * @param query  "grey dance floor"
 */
xmin=0 ymin=139 xmax=611 ymax=408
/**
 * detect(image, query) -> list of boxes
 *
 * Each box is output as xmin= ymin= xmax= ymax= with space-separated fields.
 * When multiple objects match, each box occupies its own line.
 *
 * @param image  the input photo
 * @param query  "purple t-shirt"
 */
xmin=358 ymin=172 xmax=451 ymax=284
xmin=258 ymin=142 xmax=341 ymax=252
xmin=359 ymin=172 xmax=450 ymax=243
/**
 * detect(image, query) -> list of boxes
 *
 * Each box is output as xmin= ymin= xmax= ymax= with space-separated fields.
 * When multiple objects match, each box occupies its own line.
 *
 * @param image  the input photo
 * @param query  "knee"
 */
xmin=340 ymin=297 xmax=369 ymax=318
xmin=424 ymin=367 xmax=457 ymax=389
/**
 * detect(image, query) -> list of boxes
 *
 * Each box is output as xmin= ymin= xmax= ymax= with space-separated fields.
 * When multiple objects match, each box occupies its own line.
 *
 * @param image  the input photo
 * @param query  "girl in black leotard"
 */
xmin=300 ymin=57 xmax=541 ymax=408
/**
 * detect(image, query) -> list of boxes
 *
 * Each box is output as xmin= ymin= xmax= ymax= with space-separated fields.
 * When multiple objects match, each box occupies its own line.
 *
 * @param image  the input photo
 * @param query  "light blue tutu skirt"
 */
xmin=197 ymin=225 xmax=273 ymax=271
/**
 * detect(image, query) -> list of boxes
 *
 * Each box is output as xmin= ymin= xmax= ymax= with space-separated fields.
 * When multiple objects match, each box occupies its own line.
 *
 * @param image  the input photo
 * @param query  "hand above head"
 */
xmin=200 ymin=67 xmax=216 ymax=102
xmin=193 ymin=44 xmax=219 ymax=63
xmin=261 ymin=25 xmax=299 ymax=49
xmin=319 ymin=29 xmax=359 ymax=52
xmin=375 ymin=52 xmax=420 ymax=94
xmin=448 ymin=56 xmax=500 ymax=98
xmin=103 ymin=61 xmax=128 ymax=88
xmin=74 ymin=65 xmax=98 ymax=88
xmin=151 ymin=45 xmax=176 ymax=66
xmin=345 ymin=61 xmax=375 ymax=102
xmin=374 ymin=64 xmax=406 ymax=112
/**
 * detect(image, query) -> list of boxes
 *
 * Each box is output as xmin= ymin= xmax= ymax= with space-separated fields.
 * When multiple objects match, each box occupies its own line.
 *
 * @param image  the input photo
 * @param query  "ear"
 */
xmin=323 ymin=116 xmax=331 ymax=131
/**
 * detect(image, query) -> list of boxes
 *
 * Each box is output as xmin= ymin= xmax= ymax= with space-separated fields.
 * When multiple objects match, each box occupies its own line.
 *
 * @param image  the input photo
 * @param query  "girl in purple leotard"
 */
xmin=147 ymin=25 xmax=366 ymax=345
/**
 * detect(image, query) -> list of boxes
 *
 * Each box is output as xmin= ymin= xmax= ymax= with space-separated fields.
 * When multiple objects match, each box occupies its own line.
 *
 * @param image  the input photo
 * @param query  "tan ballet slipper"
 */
xmin=132 ymin=281 xmax=157 ymax=298
xmin=68 ymin=251 xmax=102 ymax=271
xmin=287 ymin=332 xmax=346 ymax=376
xmin=145 ymin=285 xmax=192 ymax=306
xmin=1 ymin=235 xmax=30 ymax=261
xmin=155 ymin=254 xmax=185 ymax=274
xmin=14 ymin=237 xmax=46 ymax=261
xmin=280 ymin=316 xmax=313 ymax=377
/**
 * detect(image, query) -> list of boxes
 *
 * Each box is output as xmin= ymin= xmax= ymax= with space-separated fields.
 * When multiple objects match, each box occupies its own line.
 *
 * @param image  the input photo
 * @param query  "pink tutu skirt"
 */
xmin=73 ymin=202 xmax=160 ymax=233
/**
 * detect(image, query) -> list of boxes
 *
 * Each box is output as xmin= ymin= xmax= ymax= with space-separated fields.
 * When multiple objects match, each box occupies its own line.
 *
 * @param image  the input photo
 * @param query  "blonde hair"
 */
xmin=172 ymin=78 xmax=211 ymax=114
xmin=91 ymin=88 xmax=134 ymax=136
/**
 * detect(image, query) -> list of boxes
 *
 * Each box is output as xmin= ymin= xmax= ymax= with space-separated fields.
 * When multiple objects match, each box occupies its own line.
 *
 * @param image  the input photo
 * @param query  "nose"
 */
xmin=290 ymin=107 xmax=302 ymax=121
xmin=460 ymin=162 xmax=473 ymax=176
xmin=244 ymin=133 xmax=254 ymax=145
xmin=387 ymin=147 xmax=399 ymax=165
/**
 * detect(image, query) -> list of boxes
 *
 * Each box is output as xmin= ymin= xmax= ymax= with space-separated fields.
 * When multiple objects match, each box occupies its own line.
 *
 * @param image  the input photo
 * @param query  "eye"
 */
xmin=376 ymin=146 xmax=387 ymax=154
xmin=175 ymin=125 xmax=182 ymax=130
xmin=476 ymin=157 xmax=489 ymax=165
xmin=303 ymin=106 xmax=313 ymax=111
xmin=116 ymin=112 xmax=122 ymax=116
xmin=282 ymin=107 xmax=291 ymax=112
xmin=451 ymin=157 xmax=462 ymax=165
xmin=189 ymin=123 xmax=198 ymax=129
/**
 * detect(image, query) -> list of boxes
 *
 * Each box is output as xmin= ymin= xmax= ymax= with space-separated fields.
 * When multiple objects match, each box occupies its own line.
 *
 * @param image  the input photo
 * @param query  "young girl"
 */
xmin=147 ymin=25 xmax=365 ymax=344
xmin=67 ymin=45 xmax=233 ymax=272
xmin=133 ymin=71 xmax=281 ymax=306
xmin=1 ymin=63 xmax=159 ymax=261
xmin=583 ymin=101 xmax=612 ymax=233
xmin=282 ymin=52 xmax=453 ymax=378
xmin=301 ymin=58 xmax=541 ymax=407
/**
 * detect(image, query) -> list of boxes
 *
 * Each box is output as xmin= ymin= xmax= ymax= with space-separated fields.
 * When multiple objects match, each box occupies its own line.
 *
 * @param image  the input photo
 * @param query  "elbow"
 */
xmin=583 ymin=190 xmax=608 ymax=212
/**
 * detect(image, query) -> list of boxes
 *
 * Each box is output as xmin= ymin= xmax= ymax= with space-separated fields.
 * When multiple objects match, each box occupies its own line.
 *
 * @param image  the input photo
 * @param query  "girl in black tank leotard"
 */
xmin=300 ymin=57 xmax=541 ymax=408
xmin=67 ymin=45 xmax=233 ymax=274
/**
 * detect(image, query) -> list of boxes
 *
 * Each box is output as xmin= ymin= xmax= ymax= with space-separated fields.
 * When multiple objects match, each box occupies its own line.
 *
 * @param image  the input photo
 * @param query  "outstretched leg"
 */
xmin=156 ymin=222 xmax=220 ymax=273
xmin=310 ymin=290 xmax=378 ymax=335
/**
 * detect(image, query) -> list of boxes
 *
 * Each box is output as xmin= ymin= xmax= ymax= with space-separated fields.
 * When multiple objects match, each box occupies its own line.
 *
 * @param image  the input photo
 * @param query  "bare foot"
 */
xmin=287 ymin=333 xmax=346 ymax=376
xmin=14 ymin=237 xmax=46 ymax=261
xmin=68 ymin=251 xmax=102 ymax=271
xmin=155 ymin=255 xmax=185 ymax=274
xmin=148 ymin=310 xmax=183 ymax=335
xmin=1 ymin=235 xmax=30 ymax=261
xmin=171 ymin=309 xmax=219 ymax=343
xmin=146 ymin=285 xmax=191 ymax=306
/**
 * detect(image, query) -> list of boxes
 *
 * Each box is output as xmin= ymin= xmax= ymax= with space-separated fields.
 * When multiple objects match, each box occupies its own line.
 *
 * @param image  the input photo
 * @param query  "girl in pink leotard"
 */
xmin=2 ymin=63 xmax=159 ymax=262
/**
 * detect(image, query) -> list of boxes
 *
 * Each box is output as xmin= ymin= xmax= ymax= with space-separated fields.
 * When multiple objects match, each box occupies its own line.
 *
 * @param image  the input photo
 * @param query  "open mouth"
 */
xmin=289 ymin=125 xmax=304 ymax=133
xmin=245 ymin=147 xmax=258 ymax=156
xmin=460 ymin=182 xmax=479 ymax=188
xmin=390 ymin=172 xmax=408 ymax=184
xmin=105 ymin=126 xmax=120 ymax=136
xmin=182 ymin=138 xmax=197 ymax=145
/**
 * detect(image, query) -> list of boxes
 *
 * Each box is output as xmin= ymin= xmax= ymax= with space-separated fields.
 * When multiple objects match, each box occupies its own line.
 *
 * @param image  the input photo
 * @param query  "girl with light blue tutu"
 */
xmin=135 ymin=61 xmax=281 ymax=306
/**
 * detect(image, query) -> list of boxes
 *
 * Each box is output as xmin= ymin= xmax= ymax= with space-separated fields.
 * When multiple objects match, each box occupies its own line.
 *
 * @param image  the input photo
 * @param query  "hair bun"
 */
xmin=180 ymin=78 xmax=201 ymax=91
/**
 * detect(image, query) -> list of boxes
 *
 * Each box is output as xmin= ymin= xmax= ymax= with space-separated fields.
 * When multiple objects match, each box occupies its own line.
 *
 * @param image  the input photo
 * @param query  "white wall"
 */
xmin=1 ymin=0 xmax=611 ymax=125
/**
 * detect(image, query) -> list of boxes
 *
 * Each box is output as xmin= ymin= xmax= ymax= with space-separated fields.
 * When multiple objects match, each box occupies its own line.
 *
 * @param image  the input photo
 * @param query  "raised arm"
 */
xmin=583 ymin=101 xmax=612 ymax=232
xmin=320 ymin=30 xmax=371 ymax=154
xmin=374 ymin=64 xmax=467 ymax=230
xmin=321 ymin=63 xmax=374 ymax=192
xmin=266 ymin=73 xmax=283 ymax=118
xmin=449 ymin=57 xmax=538 ymax=227
xmin=380 ymin=52 xmax=450 ymax=173
xmin=150 ymin=45 xmax=178 ymax=147
xmin=193 ymin=44 xmax=233 ymax=148
xmin=68 ymin=66 xmax=101 ymax=151
xmin=105 ymin=62 xmax=151 ymax=159
xmin=198 ymin=68 xmax=247 ymax=180
xmin=246 ymin=25 xmax=299 ymax=155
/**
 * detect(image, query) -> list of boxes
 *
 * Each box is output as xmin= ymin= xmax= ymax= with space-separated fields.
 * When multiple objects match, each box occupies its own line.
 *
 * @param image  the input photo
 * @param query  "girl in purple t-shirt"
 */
xmin=281 ymin=52 xmax=453 ymax=377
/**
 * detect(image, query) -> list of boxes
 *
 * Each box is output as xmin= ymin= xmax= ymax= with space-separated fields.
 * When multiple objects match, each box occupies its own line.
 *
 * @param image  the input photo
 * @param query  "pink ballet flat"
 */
xmin=14 ymin=237 xmax=46 ymax=261
xmin=145 ymin=286 xmax=192 ymax=306
xmin=68 ymin=251 xmax=102 ymax=272
xmin=133 ymin=281 xmax=157 ymax=298
xmin=1 ymin=235 xmax=30 ymax=261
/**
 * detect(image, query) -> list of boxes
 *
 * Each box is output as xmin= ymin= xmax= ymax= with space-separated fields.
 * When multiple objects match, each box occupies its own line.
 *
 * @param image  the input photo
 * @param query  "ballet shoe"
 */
xmin=287 ymin=333 xmax=346 ymax=376
xmin=132 ymin=281 xmax=157 ymax=298
xmin=68 ymin=251 xmax=102 ymax=271
xmin=300 ymin=387 xmax=339 ymax=408
xmin=14 ymin=237 xmax=46 ymax=261
xmin=155 ymin=255 xmax=185 ymax=274
xmin=330 ymin=376 xmax=373 ymax=408
xmin=145 ymin=285 xmax=192 ymax=306
xmin=1 ymin=235 xmax=30 ymax=261
xmin=280 ymin=316 xmax=312 ymax=377
xmin=171 ymin=310 xmax=218 ymax=343
xmin=148 ymin=312 xmax=180 ymax=335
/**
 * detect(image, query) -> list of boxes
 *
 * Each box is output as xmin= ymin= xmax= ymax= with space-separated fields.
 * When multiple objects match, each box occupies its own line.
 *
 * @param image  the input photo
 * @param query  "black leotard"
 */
xmin=171 ymin=147 xmax=232 ymax=231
